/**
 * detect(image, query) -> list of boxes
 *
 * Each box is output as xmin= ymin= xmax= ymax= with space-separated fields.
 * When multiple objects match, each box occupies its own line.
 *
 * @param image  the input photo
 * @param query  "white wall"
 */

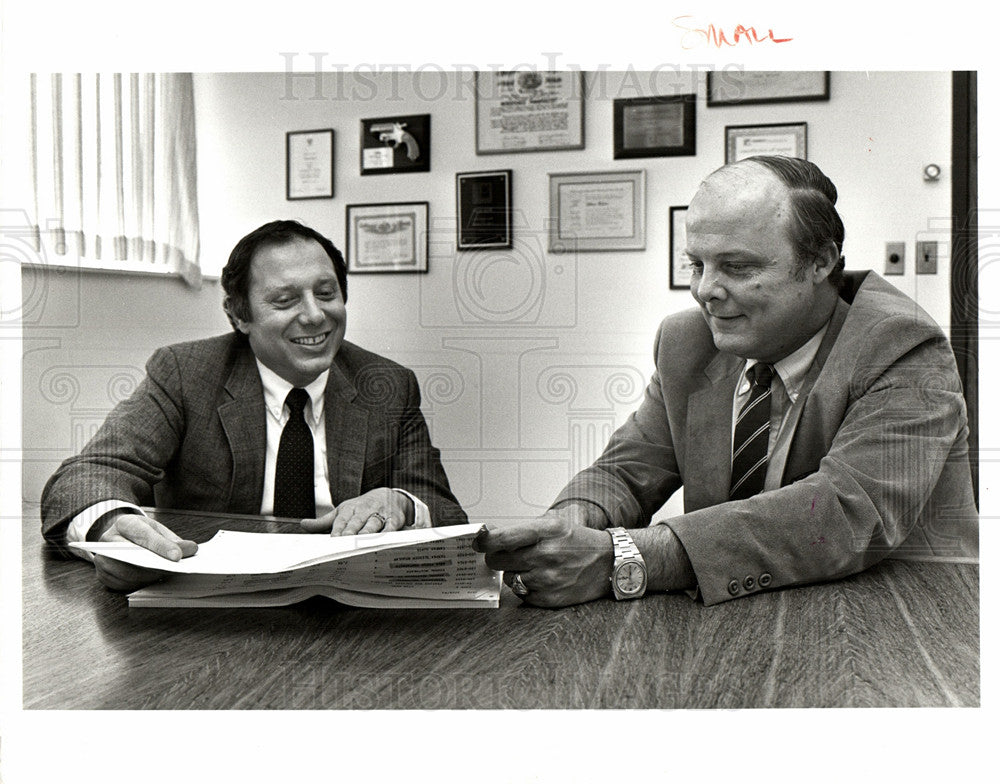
xmin=20 ymin=70 xmax=955 ymax=522
xmin=191 ymin=70 xmax=953 ymax=523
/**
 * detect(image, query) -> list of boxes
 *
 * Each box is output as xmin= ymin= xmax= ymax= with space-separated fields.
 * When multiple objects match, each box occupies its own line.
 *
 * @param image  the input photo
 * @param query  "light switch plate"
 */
xmin=915 ymin=241 xmax=938 ymax=274
xmin=884 ymin=242 xmax=905 ymax=275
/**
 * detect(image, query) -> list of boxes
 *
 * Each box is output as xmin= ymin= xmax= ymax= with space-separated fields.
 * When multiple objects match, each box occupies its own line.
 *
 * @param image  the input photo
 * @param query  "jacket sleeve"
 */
xmin=40 ymin=346 xmax=186 ymax=556
xmin=386 ymin=369 xmax=468 ymax=527
xmin=668 ymin=323 xmax=973 ymax=605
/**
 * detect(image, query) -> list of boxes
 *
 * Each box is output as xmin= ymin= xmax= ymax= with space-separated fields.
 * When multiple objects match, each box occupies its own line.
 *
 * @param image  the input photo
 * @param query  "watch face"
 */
xmin=614 ymin=561 xmax=645 ymax=594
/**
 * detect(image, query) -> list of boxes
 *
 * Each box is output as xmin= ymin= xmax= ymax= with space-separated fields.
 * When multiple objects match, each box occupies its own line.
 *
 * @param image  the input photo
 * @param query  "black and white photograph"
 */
xmin=1 ymin=5 xmax=994 ymax=784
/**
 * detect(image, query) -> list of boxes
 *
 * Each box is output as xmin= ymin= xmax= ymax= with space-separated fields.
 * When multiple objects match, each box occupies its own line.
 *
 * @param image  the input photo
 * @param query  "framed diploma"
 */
xmin=345 ymin=202 xmax=429 ymax=273
xmin=548 ymin=170 xmax=645 ymax=253
xmin=725 ymin=122 xmax=807 ymax=163
xmin=456 ymin=170 xmax=513 ymax=250
xmin=286 ymin=129 xmax=334 ymax=200
xmin=613 ymin=95 xmax=696 ymax=159
xmin=707 ymin=71 xmax=830 ymax=106
xmin=360 ymin=114 xmax=431 ymax=175
xmin=475 ymin=71 xmax=585 ymax=154
xmin=669 ymin=206 xmax=693 ymax=290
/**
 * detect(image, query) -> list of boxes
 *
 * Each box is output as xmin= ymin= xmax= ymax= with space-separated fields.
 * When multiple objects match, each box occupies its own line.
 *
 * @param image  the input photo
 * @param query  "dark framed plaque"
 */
xmin=456 ymin=170 xmax=513 ymax=250
xmin=707 ymin=71 xmax=830 ymax=106
xmin=669 ymin=206 xmax=692 ymax=290
xmin=360 ymin=114 xmax=431 ymax=175
xmin=613 ymin=95 xmax=696 ymax=159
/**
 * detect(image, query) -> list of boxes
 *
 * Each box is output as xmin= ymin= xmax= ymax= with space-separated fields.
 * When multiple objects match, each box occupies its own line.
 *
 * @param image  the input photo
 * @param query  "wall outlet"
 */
xmin=884 ymin=242 xmax=905 ymax=275
xmin=916 ymin=241 xmax=938 ymax=274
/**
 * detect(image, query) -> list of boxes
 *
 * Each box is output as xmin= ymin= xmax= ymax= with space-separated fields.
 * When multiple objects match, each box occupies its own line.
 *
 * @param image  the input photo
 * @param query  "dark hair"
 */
xmin=221 ymin=220 xmax=348 ymax=331
xmin=735 ymin=155 xmax=846 ymax=285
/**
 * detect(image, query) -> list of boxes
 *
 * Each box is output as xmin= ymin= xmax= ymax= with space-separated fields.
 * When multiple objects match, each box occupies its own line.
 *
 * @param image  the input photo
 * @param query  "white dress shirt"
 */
xmin=731 ymin=321 xmax=830 ymax=456
xmin=66 ymin=359 xmax=429 ymax=550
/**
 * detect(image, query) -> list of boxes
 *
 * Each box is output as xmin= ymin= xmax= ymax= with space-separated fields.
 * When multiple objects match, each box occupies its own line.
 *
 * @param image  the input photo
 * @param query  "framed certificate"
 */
xmin=286 ymin=129 xmax=334 ymax=200
xmin=725 ymin=122 xmax=807 ymax=163
xmin=456 ymin=170 xmax=513 ymax=250
xmin=548 ymin=170 xmax=645 ymax=253
xmin=613 ymin=95 xmax=696 ymax=158
xmin=345 ymin=202 xmax=429 ymax=273
xmin=707 ymin=71 xmax=830 ymax=106
xmin=669 ymin=206 xmax=693 ymax=290
xmin=475 ymin=71 xmax=585 ymax=154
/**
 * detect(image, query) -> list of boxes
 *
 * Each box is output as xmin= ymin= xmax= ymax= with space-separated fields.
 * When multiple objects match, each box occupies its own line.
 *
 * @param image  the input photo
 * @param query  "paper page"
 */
xmin=128 ymin=584 xmax=499 ymax=609
xmin=70 ymin=522 xmax=485 ymax=574
xmin=130 ymin=526 xmax=500 ymax=606
xmin=127 ymin=534 xmax=501 ymax=601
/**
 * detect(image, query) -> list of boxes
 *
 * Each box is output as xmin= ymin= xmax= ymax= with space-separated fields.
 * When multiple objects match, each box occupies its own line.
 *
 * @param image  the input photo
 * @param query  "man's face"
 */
xmin=685 ymin=164 xmax=830 ymax=363
xmin=234 ymin=237 xmax=347 ymax=387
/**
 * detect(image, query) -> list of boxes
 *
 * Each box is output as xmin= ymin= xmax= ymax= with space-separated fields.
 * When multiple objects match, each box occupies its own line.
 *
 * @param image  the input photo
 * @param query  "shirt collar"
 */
xmin=738 ymin=321 xmax=831 ymax=403
xmin=255 ymin=359 xmax=329 ymax=426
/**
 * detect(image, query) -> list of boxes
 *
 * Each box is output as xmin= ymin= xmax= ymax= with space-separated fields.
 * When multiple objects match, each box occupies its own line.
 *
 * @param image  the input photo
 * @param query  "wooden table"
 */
xmin=22 ymin=506 xmax=979 ymax=709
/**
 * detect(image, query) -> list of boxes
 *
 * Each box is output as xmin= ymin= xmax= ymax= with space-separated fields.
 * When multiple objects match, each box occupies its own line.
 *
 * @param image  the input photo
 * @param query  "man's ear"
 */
xmin=224 ymin=297 xmax=251 ymax=334
xmin=811 ymin=241 xmax=840 ymax=285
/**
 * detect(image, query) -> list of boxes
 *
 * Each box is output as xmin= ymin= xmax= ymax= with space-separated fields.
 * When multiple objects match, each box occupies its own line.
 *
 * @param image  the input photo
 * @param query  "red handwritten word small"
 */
xmin=810 ymin=536 xmax=827 ymax=546
xmin=673 ymin=15 xmax=793 ymax=49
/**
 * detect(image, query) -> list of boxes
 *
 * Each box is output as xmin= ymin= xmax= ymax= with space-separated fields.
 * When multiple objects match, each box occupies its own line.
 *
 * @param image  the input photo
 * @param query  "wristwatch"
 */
xmin=608 ymin=527 xmax=647 ymax=600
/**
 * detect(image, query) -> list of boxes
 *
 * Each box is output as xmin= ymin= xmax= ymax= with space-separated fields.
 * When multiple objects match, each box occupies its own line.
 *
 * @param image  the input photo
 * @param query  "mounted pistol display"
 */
xmin=371 ymin=122 xmax=420 ymax=161
xmin=360 ymin=114 xmax=431 ymax=175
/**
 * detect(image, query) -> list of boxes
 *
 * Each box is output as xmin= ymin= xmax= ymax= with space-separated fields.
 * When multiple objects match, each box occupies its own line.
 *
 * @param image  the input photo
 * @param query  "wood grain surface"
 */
xmin=22 ymin=506 xmax=979 ymax=709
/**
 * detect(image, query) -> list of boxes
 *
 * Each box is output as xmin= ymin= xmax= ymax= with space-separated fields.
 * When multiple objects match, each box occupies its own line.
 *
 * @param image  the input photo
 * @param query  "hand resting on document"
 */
xmin=89 ymin=511 xmax=198 ymax=592
xmin=299 ymin=487 xmax=415 ymax=536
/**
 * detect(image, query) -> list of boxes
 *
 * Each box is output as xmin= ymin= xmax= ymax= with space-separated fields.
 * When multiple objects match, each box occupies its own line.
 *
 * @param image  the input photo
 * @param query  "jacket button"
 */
xmin=759 ymin=573 xmax=772 ymax=587
xmin=728 ymin=579 xmax=741 ymax=595
xmin=743 ymin=575 xmax=756 ymax=590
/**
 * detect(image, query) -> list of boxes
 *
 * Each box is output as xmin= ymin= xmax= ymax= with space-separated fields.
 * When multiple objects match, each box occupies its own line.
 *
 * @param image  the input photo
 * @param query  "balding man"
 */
xmin=475 ymin=155 xmax=978 ymax=607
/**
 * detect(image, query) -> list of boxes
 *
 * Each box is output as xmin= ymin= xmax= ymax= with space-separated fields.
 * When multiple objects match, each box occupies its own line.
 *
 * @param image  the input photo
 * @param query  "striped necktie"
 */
xmin=273 ymin=387 xmax=316 ymax=518
xmin=729 ymin=363 xmax=775 ymax=501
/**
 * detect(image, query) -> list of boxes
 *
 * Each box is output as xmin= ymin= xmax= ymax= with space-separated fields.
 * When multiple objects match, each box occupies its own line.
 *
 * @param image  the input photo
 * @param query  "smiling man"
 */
xmin=41 ymin=220 xmax=467 ymax=590
xmin=475 ymin=156 xmax=978 ymax=607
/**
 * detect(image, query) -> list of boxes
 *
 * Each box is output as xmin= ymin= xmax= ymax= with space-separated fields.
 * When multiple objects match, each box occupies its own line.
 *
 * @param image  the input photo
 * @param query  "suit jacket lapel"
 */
xmin=218 ymin=344 xmax=266 ymax=512
xmin=779 ymin=297 xmax=851 ymax=485
xmin=324 ymin=360 xmax=369 ymax=503
xmin=684 ymin=352 xmax=743 ymax=512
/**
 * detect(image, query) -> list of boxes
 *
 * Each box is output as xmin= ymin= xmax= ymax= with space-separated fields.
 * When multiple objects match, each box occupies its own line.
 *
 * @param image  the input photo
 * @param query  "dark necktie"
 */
xmin=729 ymin=363 xmax=775 ymax=501
xmin=273 ymin=388 xmax=316 ymax=518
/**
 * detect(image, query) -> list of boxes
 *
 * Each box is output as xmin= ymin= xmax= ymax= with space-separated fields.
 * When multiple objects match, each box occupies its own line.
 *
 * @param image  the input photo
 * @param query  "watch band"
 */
xmin=609 ymin=527 xmax=642 ymax=562
xmin=608 ymin=527 xmax=646 ymax=600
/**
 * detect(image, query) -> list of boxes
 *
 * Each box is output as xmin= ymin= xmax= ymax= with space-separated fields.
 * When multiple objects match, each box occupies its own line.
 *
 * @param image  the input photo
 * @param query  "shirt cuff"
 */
xmin=392 ymin=489 xmax=430 ymax=528
xmin=66 ymin=500 xmax=147 ymax=561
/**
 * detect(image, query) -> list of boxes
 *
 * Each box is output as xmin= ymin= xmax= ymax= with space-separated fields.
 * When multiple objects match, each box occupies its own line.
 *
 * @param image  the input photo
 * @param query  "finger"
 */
xmin=341 ymin=508 xmax=378 ymax=536
xmin=484 ymin=546 xmax=537 ymax=573
xmin=146 ymin=518 xmax=199 ymax=557
xmin=115 ymin=516 xmax=184 ymax=561
xmin=300 ymin=510 xmax=337 ymax=533
xmin=473 ymin=521 xmax=551 ymax=553
xmin=383 ymin=513 xmax=405 ymax=532
xmin=94 ymin=554 xmax=167 ymax=592
xmin=502 ymin=570 xmax=536 ymax=589
xmin=331 ymin=505 xmax=362 ymax=536
xmin=357 ymin=512 xmax=390 ymax=535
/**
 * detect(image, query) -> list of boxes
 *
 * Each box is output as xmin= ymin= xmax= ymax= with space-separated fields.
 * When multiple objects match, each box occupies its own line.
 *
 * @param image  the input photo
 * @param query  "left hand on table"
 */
xmin=473 ymin=512 xmax=615 ymax=608
xmin=300 ymin=488 xmax=414 ymax=536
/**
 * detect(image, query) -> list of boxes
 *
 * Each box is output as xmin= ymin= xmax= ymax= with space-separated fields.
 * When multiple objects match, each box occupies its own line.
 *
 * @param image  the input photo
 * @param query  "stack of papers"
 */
xmin=70 ymin=523 xmax=500 ymax=609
